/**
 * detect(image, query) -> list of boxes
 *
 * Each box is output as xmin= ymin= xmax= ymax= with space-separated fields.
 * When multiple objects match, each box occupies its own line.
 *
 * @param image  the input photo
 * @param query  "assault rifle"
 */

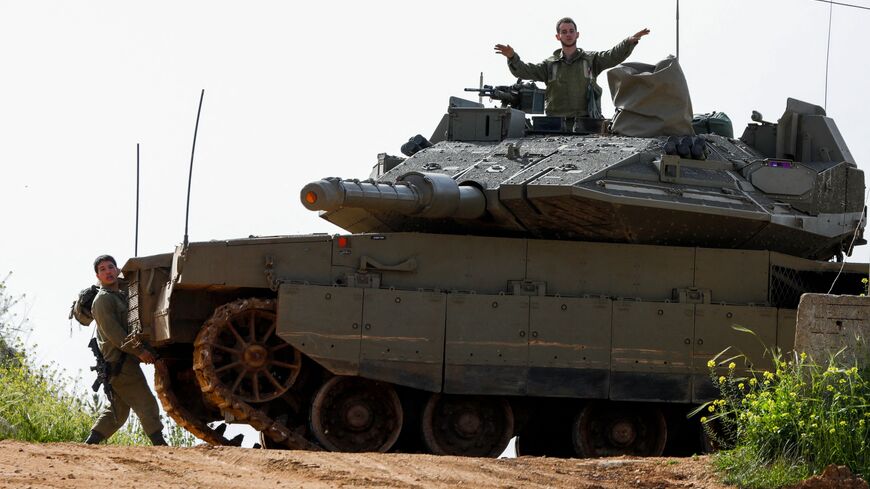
xmin=463 ymin=80 xmax=545 ymax=114
xmin=88 ymin=337 xmax=115 ymax=405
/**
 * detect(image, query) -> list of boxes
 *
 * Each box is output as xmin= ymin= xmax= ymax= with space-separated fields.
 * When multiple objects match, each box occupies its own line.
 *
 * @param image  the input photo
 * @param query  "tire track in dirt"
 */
xmin=0 ymin=440 xmax=735 ymax=489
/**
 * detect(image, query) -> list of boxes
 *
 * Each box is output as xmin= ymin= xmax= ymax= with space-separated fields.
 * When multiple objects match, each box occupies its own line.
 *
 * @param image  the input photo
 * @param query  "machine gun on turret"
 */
xmin=464 ymin=81 xmax=545 ymax=114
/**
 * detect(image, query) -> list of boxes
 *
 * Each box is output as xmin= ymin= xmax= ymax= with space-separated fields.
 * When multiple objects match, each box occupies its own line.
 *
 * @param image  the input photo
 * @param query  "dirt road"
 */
xmin=0 ymin=440 xmax=733 ymax=489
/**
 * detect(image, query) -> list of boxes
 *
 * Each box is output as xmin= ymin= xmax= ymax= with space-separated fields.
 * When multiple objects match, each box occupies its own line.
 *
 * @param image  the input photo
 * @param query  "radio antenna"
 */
xmin=676 ymin=0 xmax=680 ymax=60
xmin=814 ymin=1 xmax=870 ymax=111
xmin=135 ymin=143 xmax=140 ymax=257
xmin=183 ymin=89 xmax=205 ymax=249
xmin=824 ymin=0 xmax=833 ymax=111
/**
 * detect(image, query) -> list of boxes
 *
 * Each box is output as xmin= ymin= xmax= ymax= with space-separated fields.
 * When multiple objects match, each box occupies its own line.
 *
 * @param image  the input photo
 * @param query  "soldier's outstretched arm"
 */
xmin=495 ymin=44 xmax=548 ymax=83
xmin=494 ymin=44 xmax=515 ymax=59
xmin=591 ymin=29 xmax=650 ymax=75
xmin=629 ymin=28 xmax=650 ymax=43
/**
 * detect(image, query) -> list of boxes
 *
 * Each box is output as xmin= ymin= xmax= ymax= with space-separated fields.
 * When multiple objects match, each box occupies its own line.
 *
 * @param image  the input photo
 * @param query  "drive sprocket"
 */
xmin=192 ymin=297 xmax=319 ymax=450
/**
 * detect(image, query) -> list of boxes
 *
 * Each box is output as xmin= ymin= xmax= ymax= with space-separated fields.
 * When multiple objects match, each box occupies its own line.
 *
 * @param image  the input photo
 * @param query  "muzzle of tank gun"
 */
xmin=300 ymin=171 xmax=486 ymax=220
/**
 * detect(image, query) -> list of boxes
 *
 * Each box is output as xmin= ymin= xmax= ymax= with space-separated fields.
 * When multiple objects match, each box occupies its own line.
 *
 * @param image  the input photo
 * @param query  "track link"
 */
xmin=192 ymin=298 xmax=320 ymax=451
xmin=153 ymin=359 xmax=241 ymax=446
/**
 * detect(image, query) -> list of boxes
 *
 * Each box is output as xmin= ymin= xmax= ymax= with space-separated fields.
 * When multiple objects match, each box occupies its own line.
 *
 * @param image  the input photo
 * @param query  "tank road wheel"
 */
xmin=310 ymin=376 xmax=403 ymax=452
xmin=572 ymin=402 xmax=667 ymax=457
xmin=196 ymin=298 xmax=302 ymax=403
xmin=421 ymin=394 xmax=514 ymax=457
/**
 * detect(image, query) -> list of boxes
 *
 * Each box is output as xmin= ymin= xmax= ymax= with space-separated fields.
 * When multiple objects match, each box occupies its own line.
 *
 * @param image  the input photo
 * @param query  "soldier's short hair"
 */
xmin=93 ymin=254 xmax=117 ymax=273
xmin=556 ymin=17 xmax=577 ymax=33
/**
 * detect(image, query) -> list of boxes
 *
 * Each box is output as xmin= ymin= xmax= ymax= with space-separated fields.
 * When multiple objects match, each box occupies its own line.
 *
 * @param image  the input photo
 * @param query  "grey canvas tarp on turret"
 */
xmin=608 ymin=57 xmax=694 ymax=137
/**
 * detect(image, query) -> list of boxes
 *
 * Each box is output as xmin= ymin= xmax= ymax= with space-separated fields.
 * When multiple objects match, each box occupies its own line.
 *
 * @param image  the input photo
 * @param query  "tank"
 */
xmin=123 ymin=73 xmax=867 ymax=458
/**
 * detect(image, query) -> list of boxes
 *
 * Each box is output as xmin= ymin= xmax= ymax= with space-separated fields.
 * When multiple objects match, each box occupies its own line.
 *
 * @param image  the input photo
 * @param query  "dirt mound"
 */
xmin=0 ymin=440 xmax=735 ymax=488
xmin=785 ymin=465 xmax=869 ymax=489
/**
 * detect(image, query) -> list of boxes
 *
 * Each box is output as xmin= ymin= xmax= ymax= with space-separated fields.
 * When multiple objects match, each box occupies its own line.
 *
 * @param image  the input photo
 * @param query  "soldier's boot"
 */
xmin=84 ymin=430 xmax=105 ymax=444
xmin=148 ymin=431 xmax=168 ymax=446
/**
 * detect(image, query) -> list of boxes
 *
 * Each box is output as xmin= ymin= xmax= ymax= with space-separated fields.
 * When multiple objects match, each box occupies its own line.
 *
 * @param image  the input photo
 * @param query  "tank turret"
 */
xmin=302 ymin=94 xmax=865 ymax=261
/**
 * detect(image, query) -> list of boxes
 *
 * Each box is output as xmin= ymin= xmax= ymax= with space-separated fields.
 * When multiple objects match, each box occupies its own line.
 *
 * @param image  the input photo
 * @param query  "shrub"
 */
xmin=700 ymin=349 xmax=869 ymax=488
xmin=0 ymin=345 xmax=94 ymax=442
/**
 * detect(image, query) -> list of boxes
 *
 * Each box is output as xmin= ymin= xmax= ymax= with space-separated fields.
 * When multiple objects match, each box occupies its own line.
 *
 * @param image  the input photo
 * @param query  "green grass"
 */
xmin=713 ymin=447 xmax=811 ymax=488
xmin=0 ymin=347 xmax=94 ymax=442
xmin=699 ymin=347 xmax=869 ymax=488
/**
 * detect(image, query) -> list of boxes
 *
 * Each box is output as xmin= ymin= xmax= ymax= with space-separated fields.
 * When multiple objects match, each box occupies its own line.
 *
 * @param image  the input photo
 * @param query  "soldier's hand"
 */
xmin=629 ymin=28 xmax=650 ymax=43
xmin=139 ymin=350 xmax=157 ymax=364
xmin=494 ymin=44 xmax=515 ymax=59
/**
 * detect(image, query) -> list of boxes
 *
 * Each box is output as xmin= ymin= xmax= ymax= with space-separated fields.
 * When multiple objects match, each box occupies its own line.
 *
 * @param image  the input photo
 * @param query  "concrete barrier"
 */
xmin=795 ymin=293 xmax=869 ymax=366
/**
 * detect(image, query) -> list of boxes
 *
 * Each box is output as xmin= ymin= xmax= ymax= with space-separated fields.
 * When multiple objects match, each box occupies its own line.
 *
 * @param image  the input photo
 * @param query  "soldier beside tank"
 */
xmin=84 ymin=255 xmax=166 ymax=446
xmin=494 ymin=16 xmax=649 ymax=127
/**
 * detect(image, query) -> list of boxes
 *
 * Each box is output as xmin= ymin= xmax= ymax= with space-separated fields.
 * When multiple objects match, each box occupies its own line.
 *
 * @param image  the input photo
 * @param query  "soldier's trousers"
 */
xmin=91 ymin=355 xmax=163 ymax=438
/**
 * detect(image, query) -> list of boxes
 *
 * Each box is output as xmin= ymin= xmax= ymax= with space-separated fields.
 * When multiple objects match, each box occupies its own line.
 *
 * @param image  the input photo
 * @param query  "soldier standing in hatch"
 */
xmin=495 ymin=17 xmax=650 ymax=125
xmin=84 ymin=254 xmax=166 ymax=446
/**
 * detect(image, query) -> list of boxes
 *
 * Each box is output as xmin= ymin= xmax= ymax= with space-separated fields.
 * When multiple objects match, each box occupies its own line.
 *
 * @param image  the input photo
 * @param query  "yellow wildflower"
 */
xmin=700 ymin=416 xmax=708 ymax=423
xmin=728 ymin=362 xmax=736 ymax=370
xmin=707 ymin=360 xmax=715 ymax=368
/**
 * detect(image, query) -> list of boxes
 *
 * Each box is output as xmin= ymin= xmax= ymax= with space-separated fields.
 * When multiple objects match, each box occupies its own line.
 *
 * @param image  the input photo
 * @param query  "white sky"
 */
xmin=1 ymin=0 xmax=868 ymax=447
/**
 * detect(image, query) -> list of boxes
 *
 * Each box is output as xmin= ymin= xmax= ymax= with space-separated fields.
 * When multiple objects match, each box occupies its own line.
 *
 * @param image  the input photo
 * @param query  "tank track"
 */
xmin=153 ymin=359 xmax=242 ymax=446
xmin=192 ymin=298 xmax=320 ymax=451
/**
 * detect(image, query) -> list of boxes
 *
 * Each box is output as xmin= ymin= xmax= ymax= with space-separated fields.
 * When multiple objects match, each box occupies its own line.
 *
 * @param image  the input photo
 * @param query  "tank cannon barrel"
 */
xmin=301 ymin=171 xmax=486 ymax=220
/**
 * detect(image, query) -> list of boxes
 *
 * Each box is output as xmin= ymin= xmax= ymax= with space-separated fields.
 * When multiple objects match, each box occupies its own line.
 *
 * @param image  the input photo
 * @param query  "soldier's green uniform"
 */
xmin=89 ymin=285 xmax=164 ymax=438
xmin=506 ymin=38 xmax=636 ymax=118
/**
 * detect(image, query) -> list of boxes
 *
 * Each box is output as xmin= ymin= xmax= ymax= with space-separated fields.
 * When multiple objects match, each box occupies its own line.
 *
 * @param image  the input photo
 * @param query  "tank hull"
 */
xmin=124 ymin=233 xmax=866 ymax=455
